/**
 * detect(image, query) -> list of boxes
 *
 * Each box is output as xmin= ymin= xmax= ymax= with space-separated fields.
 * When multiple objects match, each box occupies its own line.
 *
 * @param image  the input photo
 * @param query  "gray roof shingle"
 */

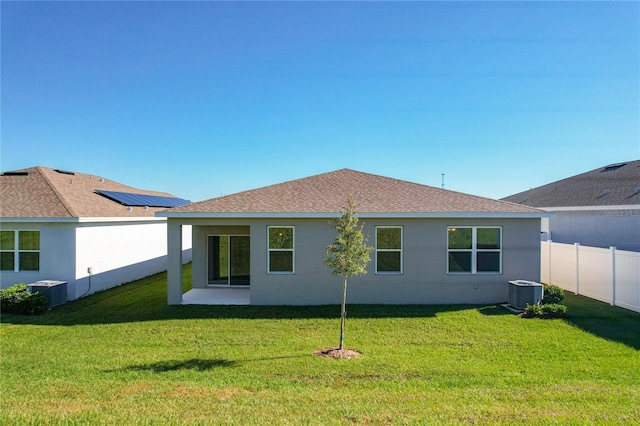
xmin=1 ymin=166 xmax=184 ymax=219
xmin=501 ymin=160 xmax=640 ymax=208
xmin=164 ymin=169 xmax=542 ymax=216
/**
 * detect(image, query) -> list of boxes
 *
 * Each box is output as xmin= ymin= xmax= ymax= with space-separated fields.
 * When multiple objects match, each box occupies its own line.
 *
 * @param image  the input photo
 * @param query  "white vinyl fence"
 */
xmin=541 ymin=241 xmax=640 ymax=313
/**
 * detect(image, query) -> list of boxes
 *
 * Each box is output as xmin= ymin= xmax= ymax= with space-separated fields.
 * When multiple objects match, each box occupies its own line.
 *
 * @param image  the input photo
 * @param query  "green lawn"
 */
xmin=1 ymin=264 xmax=639 ymax=425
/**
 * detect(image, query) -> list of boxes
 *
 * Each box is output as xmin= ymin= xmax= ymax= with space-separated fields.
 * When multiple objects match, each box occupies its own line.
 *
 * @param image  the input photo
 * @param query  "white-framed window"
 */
xmin=375 ymin=226 xmax=402 ymax=274
xmin=0 ymin=230 xmax=40 ymax=271
xmin=267 ymin=226 xmax=294 ymax=274
xmin=447 ymin=226 xmax=501 ymax=274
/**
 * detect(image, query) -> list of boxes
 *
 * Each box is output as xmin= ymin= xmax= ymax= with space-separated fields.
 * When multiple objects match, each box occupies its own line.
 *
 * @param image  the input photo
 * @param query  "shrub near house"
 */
xmin=523 ymin=285 xmax=568 ymax=318
xmin=0 ymin=284 xmax=47 ymax=315
xmin=542 ymin=285 xmax=565 ymax=305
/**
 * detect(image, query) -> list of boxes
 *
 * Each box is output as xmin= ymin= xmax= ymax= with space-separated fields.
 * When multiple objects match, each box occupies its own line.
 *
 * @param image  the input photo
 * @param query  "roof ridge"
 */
xmin=36 ymin=166 xmax=77 ymax=217
xmin=342 ymin=169 xmax=543 ymax=212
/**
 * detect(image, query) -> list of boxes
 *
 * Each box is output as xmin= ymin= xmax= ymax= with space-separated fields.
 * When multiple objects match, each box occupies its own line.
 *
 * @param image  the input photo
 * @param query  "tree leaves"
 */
xmin=323 ymin=199 xmax=373 ymax=278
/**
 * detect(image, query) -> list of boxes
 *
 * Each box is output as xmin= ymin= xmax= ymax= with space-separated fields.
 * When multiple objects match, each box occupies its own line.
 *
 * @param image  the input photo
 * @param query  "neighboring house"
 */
xmin=157 ymin=169 xmax=547 ymax=306
xmin=501 ymin=160 xmax=640 ymax=252
xmin=0 ymin=166 xmax=192 ymax=300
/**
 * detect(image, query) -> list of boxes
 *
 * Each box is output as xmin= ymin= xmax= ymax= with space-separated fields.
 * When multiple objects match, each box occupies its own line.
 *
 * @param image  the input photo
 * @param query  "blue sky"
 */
xmin=2 ymin=1 xmax=638 ymax=203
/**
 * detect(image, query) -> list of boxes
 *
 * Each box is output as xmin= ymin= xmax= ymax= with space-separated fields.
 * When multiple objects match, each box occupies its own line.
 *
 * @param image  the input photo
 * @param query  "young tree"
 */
xmin=323 ymin=199 xmax=373 ymax=350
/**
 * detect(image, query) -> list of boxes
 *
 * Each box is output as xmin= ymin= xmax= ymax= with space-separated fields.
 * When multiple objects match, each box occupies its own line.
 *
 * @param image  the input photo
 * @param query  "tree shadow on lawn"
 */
xmin=106 ymin=354 xmax=311 ymax=374
xmin=114 ymin=358 xmax=238 ymax=373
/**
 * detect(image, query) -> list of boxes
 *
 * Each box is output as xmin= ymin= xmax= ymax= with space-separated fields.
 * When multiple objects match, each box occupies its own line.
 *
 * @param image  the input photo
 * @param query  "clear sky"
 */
xmin=2 ymin=1 xmax=638 ymax=203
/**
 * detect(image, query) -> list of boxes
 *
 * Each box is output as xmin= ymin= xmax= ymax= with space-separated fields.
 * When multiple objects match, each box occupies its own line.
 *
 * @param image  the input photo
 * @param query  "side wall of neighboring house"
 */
xmin=0 ymin=222 xmax=76 ymax=290
xmin=548 ymin=210 xmax=640 ymax=252
xmin=74 ymin=221 xmax=192 ymax=300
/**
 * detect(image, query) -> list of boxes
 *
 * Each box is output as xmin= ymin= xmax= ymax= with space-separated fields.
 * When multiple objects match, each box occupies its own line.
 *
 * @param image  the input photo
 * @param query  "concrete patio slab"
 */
xmin=182 ymin=287 xmax=250 ymax=305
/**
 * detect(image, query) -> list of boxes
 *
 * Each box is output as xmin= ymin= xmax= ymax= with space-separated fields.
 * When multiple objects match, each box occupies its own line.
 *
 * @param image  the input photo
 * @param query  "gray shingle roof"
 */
xmin=0 ymin=166 xmax=183 ymax=219
xmin=501 ymin=160 xmax=640 ymax=208
xmin=164 ymin=169 xmax=542 ymax=216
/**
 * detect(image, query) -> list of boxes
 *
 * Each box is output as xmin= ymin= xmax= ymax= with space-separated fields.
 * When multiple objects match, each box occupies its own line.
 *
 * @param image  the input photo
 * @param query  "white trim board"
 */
xmin=1 ymin=217 xmax=167 ymax=224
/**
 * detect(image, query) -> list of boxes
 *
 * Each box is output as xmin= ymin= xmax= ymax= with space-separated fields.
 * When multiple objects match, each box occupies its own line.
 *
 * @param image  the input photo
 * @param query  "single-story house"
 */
xmin=0 ymin=166 xmax=192 ymax=300
xmin=501 ymin=160 xmax=640 ymax=252
xmin=157 ymin=169 xmax=547 ymax=305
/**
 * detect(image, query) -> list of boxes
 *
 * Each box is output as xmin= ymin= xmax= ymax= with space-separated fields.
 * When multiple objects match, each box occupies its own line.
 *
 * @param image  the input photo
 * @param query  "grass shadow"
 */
xmin=2 ymin=300 xmax=476 ymax=326
xmin=476 ymin=304 xmax=514 ymax=316
xmin=475 ymin=294 xmax=640 ymax=350
xmin=1 ymin=265 xmax=478 ymax=325
xmin=562 ymin=293 xmax=640 ymax=351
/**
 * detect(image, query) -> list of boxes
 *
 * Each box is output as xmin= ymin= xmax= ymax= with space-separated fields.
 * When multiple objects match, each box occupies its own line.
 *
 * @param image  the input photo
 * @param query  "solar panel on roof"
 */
xmin=54 ymin=169 xmax=75 ymax=175
xmin=95 ymin=190 xmax=190 ymax=208
xmin=1 ymin=172 xmax=29 ymax=176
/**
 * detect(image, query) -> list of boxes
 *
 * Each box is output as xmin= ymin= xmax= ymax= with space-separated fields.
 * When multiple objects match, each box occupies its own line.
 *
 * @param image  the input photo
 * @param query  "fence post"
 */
xmin=575 ymin=243 xmax=580 ymax=296
xmin=610 ymin=246 xmax=616 ymax=306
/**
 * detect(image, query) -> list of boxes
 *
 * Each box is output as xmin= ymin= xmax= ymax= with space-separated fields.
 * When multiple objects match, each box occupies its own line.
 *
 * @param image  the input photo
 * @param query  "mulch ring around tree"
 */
xmin=313 ymin=347 xmax=362 ymax=359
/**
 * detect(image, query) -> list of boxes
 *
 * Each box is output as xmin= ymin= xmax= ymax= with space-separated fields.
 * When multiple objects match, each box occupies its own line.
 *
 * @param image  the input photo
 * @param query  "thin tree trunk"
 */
xmin=339 ymin=276 xmax=347 ymax=350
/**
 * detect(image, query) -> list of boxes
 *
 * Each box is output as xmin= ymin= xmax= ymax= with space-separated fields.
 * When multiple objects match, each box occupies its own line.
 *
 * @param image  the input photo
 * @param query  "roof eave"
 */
xmin=157 ymin=211 xmax=552 ymax=219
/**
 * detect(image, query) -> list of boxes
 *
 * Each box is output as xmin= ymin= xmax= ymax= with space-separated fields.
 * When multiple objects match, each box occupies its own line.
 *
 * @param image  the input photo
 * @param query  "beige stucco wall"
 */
xmin=185 ymin=217 xmax=540 ymax=305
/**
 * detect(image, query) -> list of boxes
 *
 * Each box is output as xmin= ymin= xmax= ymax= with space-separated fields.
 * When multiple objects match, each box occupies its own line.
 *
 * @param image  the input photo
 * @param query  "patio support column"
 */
xmin=167 ymin=220 xmax=183 ymax=305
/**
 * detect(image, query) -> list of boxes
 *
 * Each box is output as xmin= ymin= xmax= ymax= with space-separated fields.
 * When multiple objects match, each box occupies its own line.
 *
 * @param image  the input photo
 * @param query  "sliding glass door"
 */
xmin=208 ymin=235 xmax=250 ymax=286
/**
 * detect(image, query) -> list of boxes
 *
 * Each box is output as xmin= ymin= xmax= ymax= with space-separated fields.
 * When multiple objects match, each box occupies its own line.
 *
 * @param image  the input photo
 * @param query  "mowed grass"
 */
xmin=1 ymin=265 xmax=639 ymax=425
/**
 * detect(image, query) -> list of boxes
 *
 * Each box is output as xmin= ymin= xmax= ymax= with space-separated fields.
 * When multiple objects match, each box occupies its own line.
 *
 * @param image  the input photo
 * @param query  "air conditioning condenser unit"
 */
xmin=27 ymin=280 xmax=67 ymax=308
xmin=508 ymin=280 xmax=544 ymax=310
